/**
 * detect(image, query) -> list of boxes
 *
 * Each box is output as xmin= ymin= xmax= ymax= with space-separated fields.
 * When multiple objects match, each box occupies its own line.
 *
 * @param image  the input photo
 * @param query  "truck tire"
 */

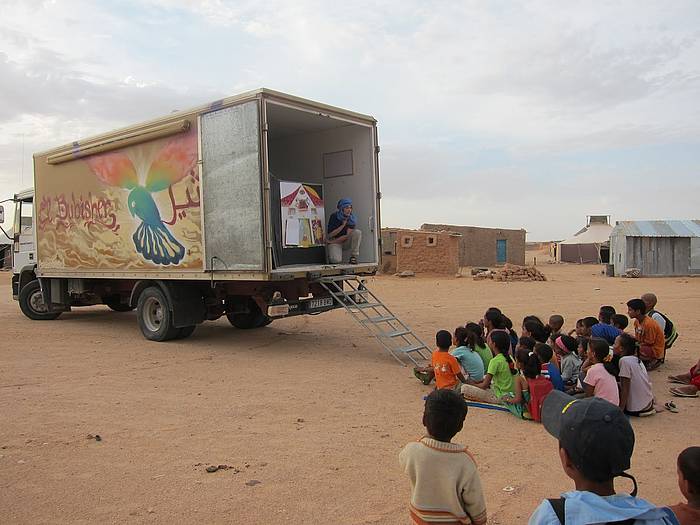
xmin=107 ymin=301 xmax=135 ymax=312
xmin=175 ymin=325 xmax=197 ymax=339
xmin=136 ymin=286 xmax=179 ymax=341
xmin=226 ymin=301 xmax=272 ymax=329
xmin=19 ymin=280 xmax=62 ymax=321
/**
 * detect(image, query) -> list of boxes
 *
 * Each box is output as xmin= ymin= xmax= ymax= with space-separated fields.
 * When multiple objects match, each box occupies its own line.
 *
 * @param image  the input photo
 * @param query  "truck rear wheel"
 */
xmin=226 ymin=300 xmax=272 ymax=329
xmin=137 ymin=286 xmax=179 ymax=341
xmin=19 ymin=280 xmax=62 ymax=321
xmin=107 ymin=301 xmax=135 ymax=312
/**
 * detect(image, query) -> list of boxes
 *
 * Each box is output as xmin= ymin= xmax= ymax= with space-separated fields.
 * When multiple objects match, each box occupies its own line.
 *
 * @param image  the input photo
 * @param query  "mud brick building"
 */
xmin=421 ymin=224 xmax=526 ymax=266
xmin=380 ymin=229 xmax=461 ymax=274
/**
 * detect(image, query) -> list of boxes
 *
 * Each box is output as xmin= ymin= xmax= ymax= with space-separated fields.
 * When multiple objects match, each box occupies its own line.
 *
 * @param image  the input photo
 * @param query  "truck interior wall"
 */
xmin=268 ymin=122 xmax=377 ymax=267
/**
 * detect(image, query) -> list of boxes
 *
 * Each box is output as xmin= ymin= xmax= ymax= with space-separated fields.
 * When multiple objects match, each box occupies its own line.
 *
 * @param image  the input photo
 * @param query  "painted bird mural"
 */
xmin=85 ymin=129 xmax=198 ymax=266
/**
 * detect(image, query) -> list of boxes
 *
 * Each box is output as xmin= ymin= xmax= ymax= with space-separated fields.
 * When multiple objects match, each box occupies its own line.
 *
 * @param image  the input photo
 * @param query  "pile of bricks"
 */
xmin=473 ymin=264 xmax=547 ymax=282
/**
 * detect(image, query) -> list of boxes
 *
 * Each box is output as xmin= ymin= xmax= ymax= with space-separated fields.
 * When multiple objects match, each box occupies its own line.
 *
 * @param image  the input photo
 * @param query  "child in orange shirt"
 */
xmin=414 ymin=330 xmax=467 ymax=390
xmin=627 ymin=298 xmax=665 ymax=370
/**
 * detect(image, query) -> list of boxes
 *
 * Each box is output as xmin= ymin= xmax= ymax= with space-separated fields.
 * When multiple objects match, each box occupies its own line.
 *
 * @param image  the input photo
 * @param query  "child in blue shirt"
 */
xmin=535 ymin=343 xmax=565 ymax=391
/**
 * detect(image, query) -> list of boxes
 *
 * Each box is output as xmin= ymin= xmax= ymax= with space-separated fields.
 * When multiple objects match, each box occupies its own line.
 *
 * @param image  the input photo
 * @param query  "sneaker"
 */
xmin=413 ymin=368 xmax=432 ymax=385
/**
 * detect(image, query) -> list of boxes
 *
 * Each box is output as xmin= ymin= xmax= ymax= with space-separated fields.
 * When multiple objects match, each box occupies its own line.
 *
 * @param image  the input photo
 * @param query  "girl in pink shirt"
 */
xmin=583 ymin=338 xmax=620 ymax=406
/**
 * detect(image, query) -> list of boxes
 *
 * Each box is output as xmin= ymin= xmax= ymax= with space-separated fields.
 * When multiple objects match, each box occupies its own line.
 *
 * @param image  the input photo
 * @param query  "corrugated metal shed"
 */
xmin=613 ymin=220 xmax=700 ymax=238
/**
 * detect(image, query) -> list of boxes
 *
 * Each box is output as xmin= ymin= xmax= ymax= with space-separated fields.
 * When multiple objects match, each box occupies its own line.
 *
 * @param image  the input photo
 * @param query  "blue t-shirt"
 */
xmin=547 ymin=363 xmax=565 ymax=391
xmin=450 ymin=346 xmax=485 ymax=381
xmin=591 ymin=323 xmax=622 ymax=345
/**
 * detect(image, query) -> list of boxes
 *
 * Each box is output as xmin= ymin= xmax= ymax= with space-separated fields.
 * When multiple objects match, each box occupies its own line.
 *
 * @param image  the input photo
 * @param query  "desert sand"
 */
xmin=1 ymin=263 xmax=698 ymax=524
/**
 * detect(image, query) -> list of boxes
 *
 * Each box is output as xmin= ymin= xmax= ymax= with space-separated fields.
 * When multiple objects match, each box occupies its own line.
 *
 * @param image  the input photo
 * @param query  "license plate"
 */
xmin=309 ymin=297 xmax=334 ymax=309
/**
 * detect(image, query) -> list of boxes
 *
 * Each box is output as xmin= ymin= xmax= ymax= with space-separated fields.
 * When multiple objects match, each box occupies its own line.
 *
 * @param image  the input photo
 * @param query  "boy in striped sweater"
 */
xmin=399 ymin=389 xmax=488 ymax=525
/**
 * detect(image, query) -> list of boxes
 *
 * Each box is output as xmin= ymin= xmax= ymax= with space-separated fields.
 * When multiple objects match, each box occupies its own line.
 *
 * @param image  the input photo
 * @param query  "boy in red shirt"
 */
xmin=414 ymin=330 xmax=467 ymax=390
xmin=627 ymin=298 xmax=665 ymax=371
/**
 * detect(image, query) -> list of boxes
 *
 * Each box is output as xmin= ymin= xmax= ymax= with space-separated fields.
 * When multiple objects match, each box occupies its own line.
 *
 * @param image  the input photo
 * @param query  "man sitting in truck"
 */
xmin=327 ymin=198 xmax=362 ymax=265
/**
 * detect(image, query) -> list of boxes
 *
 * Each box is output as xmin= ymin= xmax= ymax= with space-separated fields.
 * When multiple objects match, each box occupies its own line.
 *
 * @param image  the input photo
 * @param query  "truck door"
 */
xmin=13 ymin=198 xmax=35 ymax=271
xmin=200 ymin=101 xmax=265 ymax=271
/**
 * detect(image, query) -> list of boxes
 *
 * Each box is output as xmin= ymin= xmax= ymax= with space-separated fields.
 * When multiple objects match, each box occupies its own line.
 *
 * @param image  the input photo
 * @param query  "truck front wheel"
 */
xmin=19 ymin=280 xmax=62 ymax=321
xmin=136 ymin=286 xmax=179 ymax=341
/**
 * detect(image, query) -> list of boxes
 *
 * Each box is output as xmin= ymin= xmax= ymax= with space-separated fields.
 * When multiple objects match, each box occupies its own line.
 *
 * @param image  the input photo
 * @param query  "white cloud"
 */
xmin=0 ymin=0 xmax=699 ymax=238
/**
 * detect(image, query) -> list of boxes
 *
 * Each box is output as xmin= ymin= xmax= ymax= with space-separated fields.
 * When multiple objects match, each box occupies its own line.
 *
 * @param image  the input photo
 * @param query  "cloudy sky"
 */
xmin=1 ymin=0 xmax=699 ymax=240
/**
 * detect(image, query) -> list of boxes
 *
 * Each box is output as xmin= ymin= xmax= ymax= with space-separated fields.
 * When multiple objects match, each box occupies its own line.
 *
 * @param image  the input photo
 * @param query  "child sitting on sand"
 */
xmin=547 ymin=314 xmax=565 ymax=347
xmin=553 ymin=335 xmax=581 ymax=391
xmin=465 ymin=322 xmax=492 ymax=370
xmin=502 ymin=349 xmax=553 ymax=421
xmin=670 ymin=447 xmax=700 ymax=525
xmin=568 ymin=318 xmax=586 ymax=337
xmin=668 ymin=356 xmax=700 ymax=398
xmin=414 ymin=330 xmax=468 ymax=389
xmin=399 ymin=389 xmax=488 ymax=525
xmin=628 ymin=298 xmax=665 ymax=371
xmin=461 ymin=331 xmax=517 ymax=405
xmin=583 ymin=338 xmax=620 ymax=406
xmin=535 ymin=343 xmax=565 ymax=391
xmin=612 ymin=313 xmax=629 ymax=332
xmin=451 ymin=326 xmax=485 ymax=383
xmin=616 ymin=332 xmax=655 ymax=417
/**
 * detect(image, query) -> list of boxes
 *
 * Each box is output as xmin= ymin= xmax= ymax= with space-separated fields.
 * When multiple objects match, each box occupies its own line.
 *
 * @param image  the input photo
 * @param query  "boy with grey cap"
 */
xmin=528 ymin=391 xmax=679 ymax=524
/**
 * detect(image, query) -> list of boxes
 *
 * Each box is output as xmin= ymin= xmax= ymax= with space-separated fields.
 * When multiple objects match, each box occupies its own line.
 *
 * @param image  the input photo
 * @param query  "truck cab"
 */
xmin=6 ymin=189 xmax=56 ymax=319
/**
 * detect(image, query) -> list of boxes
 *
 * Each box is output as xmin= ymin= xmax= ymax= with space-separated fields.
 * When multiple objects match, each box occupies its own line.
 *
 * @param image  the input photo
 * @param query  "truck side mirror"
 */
xmin=0 ymin=205 xmax=4 ymax=224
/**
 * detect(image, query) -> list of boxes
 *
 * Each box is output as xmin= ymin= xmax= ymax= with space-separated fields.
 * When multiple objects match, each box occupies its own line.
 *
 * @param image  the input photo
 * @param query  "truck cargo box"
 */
xmin=34 ymin=89 xmax=380 ymax=281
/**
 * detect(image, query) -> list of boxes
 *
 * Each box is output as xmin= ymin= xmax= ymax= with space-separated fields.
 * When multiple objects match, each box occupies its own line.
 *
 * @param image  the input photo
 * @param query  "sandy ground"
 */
xmin=1 ymin=262 xmax=698 ymax=524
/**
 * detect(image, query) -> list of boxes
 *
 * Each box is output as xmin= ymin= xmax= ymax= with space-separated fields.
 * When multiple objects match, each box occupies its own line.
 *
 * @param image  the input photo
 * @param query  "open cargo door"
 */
xmin=201 ymin=101 xmax=265 ymax=271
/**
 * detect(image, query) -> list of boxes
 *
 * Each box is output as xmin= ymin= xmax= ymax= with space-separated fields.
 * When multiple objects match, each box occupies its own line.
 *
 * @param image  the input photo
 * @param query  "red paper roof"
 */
xmin=280 ymin=184 xmax=323 ymax=206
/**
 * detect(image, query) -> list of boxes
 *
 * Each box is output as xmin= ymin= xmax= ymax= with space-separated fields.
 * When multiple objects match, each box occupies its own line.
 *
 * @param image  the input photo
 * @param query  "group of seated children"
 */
xmin=414 ymin=295 xmax=680 ymax=420
xmin=400 ymin=388 xmax=698 ymax=524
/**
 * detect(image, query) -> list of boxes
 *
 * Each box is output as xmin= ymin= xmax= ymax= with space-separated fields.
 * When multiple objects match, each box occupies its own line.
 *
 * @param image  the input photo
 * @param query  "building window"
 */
xmin=426 ymin=235 xmax=437 ymax=247
xmin=402 ymin=236 xmax=413 ymax=248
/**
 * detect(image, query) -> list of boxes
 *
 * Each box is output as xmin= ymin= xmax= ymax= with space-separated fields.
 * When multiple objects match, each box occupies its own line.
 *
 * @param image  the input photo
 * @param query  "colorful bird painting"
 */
xmin=85 ymin=129 xmax=198 ymax=265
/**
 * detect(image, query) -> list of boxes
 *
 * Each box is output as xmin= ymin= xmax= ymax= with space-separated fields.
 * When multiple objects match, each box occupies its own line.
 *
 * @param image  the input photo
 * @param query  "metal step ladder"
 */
xmin=315 ymin=275 xmax=431 ymax=366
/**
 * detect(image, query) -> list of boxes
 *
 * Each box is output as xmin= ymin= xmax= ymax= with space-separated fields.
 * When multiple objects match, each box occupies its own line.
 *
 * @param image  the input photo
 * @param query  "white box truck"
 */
xmin=6 ymin=89 xmax=386 ymax=341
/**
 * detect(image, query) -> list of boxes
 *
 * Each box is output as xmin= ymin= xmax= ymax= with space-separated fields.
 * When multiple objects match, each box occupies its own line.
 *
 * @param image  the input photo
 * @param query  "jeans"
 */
xmin=327 ymin=229 xmax=362 ymax=263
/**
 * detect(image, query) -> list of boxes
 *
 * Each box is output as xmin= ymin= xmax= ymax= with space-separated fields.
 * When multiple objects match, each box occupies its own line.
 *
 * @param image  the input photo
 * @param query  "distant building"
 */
xmin=420 ymin=224 xmax=525 ymax=266
xmin=610 ymin=220 xmax=700 ymax=277
xmin=557 ymin=215 xmax=613 ymax=264
xmin=380 ymin=229 xmax=461 ymax=274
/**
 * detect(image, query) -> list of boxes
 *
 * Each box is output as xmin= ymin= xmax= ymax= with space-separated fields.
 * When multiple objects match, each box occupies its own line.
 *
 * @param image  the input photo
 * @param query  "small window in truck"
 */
xmin=426 ymin=236 xmax=437 ymax=247
xmin=402 ymin=236 xmax=413 ymax=248
xmin=323 ymin=150 xmax=353 ymax=178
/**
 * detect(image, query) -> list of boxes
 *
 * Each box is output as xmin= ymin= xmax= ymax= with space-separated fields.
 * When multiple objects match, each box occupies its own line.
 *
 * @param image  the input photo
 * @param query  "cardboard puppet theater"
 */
xmin=280 ymin=181 xmax=325 ymax=248
xmin=271 ymin=179 xmax=327 ymax=266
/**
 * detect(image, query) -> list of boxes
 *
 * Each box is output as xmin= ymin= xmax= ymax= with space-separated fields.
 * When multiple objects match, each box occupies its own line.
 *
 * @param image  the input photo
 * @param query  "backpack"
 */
xmin=648 ymin=309 xmax=679 ymax=350
xmin=527 ymin=377 xmax=553 ymax=422
xmin=547 ymin=497 xmax=680 ymax=525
